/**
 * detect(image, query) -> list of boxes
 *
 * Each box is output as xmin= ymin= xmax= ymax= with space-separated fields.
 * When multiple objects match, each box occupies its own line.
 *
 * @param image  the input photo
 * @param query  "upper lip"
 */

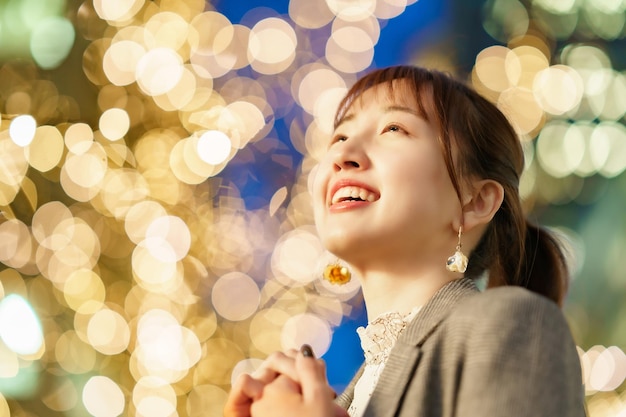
xmin=328 ymin=179 xmax=380 ymax=206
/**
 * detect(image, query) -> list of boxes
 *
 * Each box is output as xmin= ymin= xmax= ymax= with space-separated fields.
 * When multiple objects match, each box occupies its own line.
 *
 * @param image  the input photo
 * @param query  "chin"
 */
xmin=320 ymin=231 xmax=365 ymax=261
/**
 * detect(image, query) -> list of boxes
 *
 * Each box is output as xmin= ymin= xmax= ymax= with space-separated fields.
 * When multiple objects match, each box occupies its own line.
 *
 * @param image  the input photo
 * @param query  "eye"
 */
xmin=330 ymin=134 xmax=348 ymax=145
xmin=383 ymin=124 xmax=407 ymax=134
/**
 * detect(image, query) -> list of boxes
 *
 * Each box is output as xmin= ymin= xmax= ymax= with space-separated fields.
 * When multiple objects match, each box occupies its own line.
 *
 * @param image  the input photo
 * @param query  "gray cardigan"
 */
xmin=336 ymin=278 xmax=586 ymax=417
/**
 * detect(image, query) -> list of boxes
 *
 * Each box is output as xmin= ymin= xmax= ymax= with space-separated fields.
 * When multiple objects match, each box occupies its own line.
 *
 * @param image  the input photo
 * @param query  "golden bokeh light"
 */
xmin=474 ymin=45 xmax=514 ymax=94
xmin=83 ymin=376 xmax=126 ymax=417
xmin=144 ymin=215 xmax=191 ymax=262
xmin=248 ymin=18 xmax=297 ymax=75
xmin=26 ymin=125 xmax=65 ymax=172
xmin=0 ymin=219 xmax=33 ymax=269
xmin=125 ymin=201 xmax=168 ymax=244
xmin=211 ymin=272 xmax=260 ymax=321
xmin=533 ymin=65 xmax=584 ymax=115
xmin=100 ymin=108 xmax=130 ymax=140
xmin=93 ymin=0 xmax=145 ymax=23
xmin=63 ymin=268 xmax=106 ymax=313
xmin=103 ymin=40 xmax=146 ymax=87
xmin=326 ymin=0 xmax=376 ymax=22
xmin=87 ymin=307 xmax=131 ymax=355
xmin=249 ymin=307 xmax=291 ymax=355
xmin=137 ymin=48 xmax=185 ymax=97
xmin=281 ymin=312 xmax=332 ymax=355
xmin=9 ymin=115 xmax=37 ymax=147
xmin=132 ymin=376 xmax=177 ymax=417
xmin=289 ymin=0 xmax=335 ymax=29
xmin=196 ymin=130 xmax=232 ymax=165
xmin=297 ymin=66 xmax=347 ymax=115
xmin=271 ymin=227 xmax=325 ymax=285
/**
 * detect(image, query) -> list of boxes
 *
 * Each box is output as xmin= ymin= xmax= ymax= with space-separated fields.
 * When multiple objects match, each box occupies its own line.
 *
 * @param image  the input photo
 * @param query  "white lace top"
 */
xmin=347 ymin=307 xmax=421 ymax=417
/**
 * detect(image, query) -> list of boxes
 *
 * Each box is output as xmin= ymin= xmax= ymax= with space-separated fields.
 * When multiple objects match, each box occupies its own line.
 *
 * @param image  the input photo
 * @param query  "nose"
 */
xmin=332 ymin=139 xmax=369 ymax=171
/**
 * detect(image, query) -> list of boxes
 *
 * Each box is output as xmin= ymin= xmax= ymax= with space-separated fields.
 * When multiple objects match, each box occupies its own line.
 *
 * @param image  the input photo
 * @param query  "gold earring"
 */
xmin=323 ymin=260 xmax=351 ymax=285
xmin=446 ymin=226 xmax=468 ymax=273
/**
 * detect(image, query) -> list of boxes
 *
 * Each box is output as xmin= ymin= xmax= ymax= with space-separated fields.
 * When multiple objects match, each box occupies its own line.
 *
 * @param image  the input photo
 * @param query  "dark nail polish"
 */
xmin=301 ymin=344 xmax=314 ymax=358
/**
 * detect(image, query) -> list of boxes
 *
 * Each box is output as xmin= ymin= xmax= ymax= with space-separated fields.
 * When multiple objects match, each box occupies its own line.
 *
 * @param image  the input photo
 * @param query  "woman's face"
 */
xmin=312 ymin=81 xmax=461 ymax=265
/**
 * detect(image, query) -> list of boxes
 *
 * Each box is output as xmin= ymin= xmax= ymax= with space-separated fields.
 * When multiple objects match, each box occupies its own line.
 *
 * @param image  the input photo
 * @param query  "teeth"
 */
xmin=331 ymin=186 xmax=377 ymax=204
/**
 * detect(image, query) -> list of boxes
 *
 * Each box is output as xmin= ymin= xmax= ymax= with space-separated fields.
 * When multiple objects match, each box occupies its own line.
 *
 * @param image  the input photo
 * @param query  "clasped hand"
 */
xmin=223 ymin=346 xmax=349 ymax=417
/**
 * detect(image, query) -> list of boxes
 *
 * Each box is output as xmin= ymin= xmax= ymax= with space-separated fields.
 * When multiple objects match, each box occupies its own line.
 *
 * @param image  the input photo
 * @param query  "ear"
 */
xmin=460 ymin=179 xmax=504 ymax=232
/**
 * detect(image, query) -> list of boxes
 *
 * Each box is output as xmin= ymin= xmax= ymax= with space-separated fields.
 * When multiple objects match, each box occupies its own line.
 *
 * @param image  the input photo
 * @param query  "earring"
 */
xmin=446 ymin=226 xmax=468 ymax=273
xmin=323 ymin=260 xmax=351 ymax=285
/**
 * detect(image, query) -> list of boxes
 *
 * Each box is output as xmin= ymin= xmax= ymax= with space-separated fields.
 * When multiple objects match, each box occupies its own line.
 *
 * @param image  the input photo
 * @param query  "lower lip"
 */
xmin=329 ymin=200 xmax=373 ymax=212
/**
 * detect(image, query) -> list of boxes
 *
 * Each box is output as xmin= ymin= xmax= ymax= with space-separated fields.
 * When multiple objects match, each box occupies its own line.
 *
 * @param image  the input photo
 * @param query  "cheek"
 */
xmin=393 ymin=155 xmax=455 ymax=206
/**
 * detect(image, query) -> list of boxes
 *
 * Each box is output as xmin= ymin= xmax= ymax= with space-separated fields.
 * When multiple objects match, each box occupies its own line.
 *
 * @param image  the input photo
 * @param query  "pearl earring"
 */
xmin=446 ymin=226 xmax=468 ymax=273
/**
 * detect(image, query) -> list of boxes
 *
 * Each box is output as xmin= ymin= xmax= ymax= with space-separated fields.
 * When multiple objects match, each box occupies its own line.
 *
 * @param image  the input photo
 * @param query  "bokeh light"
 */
xmin=9 ymin=115 xmax=37 ymax=147
xmin=197 ymin=130 xmax=232 ymax=165
xmin=0 ymin=294 xmax=44 ymax=356
xmin=30 ymin=16 xmax=75 ymax=69
xmin=83 ymin=376 xmax=126 ymax=417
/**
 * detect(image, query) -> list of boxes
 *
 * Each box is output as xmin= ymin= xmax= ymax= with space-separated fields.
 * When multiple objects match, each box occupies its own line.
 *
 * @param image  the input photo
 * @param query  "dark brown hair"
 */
xmin=334 ymin=66 xmax=568 ymax=306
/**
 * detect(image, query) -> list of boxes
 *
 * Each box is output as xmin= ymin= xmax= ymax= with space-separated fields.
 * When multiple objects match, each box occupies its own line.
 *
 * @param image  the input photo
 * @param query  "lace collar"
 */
xmin=356 ymin=307 xmax=421 ymax=365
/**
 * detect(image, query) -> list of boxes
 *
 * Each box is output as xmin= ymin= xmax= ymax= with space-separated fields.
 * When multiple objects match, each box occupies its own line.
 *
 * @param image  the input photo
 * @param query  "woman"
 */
xmin=224 ymin=66 xmax=586 ymax=417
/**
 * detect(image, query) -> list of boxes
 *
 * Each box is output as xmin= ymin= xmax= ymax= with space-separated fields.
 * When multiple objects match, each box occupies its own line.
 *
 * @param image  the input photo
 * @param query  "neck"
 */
xmin=354 ymin=262 xmax=460 ymax=321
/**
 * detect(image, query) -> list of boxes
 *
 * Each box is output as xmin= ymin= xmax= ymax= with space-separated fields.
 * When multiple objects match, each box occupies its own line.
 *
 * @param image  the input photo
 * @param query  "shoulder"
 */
xmin=451 ymin=285 xmax=565 ymax=324
xmin=440 ymin=285 xmax=577 ymax=356
xmin=416 ymin=285 xmax=585 ymax=416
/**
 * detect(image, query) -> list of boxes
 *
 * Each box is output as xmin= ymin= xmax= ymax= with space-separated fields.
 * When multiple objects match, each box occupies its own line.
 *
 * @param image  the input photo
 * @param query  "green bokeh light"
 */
xmin=30 ymin=16 xmax=75 ymax=69
xmin=0 ymin=0 xmax=72 ymax=68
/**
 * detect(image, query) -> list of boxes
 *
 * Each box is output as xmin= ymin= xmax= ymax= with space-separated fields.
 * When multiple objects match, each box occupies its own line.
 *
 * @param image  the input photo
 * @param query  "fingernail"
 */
xmin=300 ymin=344 xmax=314 ymax=358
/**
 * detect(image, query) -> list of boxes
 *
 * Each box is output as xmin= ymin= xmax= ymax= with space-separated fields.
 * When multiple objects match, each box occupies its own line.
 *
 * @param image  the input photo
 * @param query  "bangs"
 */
xmin=333 ymin=66 xmax=436 ymax=129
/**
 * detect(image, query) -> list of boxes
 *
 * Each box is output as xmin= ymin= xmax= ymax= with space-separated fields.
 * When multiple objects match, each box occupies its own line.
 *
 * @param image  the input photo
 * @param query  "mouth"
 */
xmin=330 ymin=185 xmax=379 ymax=206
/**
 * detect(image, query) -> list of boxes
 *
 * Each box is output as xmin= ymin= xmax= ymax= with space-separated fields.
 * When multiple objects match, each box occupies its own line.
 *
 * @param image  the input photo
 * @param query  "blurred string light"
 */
xmin=0 ymin=0 xmax=624 ymax=416
xmin=477 ymin=0 xmax=626 ymax=208
xmin=0 ymin=0 xmax=75 ymax=69
xmin=0 ymin=294 xmax=44 ymax=356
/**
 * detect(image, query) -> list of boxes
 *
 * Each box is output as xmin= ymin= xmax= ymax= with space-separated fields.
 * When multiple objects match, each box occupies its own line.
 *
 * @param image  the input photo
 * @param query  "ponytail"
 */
xmin=518 ymin=222 xmax=569 ymax=305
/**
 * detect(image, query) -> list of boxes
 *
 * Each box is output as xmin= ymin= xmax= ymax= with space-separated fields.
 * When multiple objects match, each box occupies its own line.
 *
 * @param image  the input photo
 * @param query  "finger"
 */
xmin=223 ymin=373 xmax=264 ymax=417
xmin=296 ymin=351 xmax=330 ymax=403
xmin=300 ymin=344 xmax=314 ymax=358
xmin=232 ymin=373 xmax=264 ymax=401
xmin=284 ymin=348 xmax=299 ymax=358
xmin=253 ymin=351 xmax=299 ymax=383
xmin=270 ymin=374 xmax=301 ymax=393
xmin=250 ymin=366 xmax=277 ymax=385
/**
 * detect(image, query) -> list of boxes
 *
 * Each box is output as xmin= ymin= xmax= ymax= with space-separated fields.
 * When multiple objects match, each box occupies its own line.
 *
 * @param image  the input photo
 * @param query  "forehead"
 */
xmin=355 ymin=79 xmax=417 ymax=108
xmin=338 ymin=78 xmax=431 ymax=122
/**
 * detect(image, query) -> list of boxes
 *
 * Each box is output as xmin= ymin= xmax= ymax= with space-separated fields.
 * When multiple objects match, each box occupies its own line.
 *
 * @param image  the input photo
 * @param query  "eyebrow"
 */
xmin=385 ymin=105 xmax=421 ymax=117
xmin=335 ymin=105 xmax=421 ymax=130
